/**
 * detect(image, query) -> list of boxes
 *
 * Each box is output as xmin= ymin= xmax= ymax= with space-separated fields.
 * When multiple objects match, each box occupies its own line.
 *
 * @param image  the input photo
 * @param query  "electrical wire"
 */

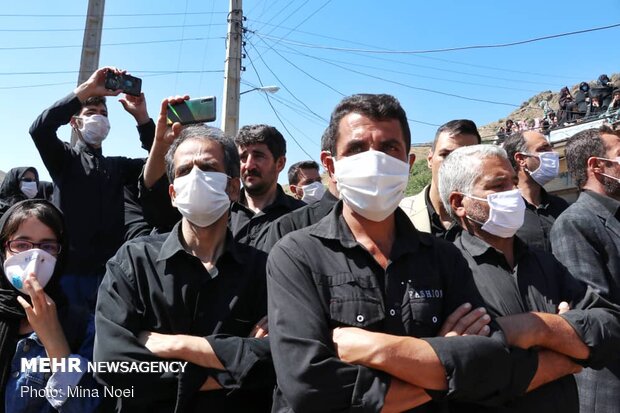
xmin=243 ymin=43 xmax=318 ymax=162
xmin=0 ymin=12 xmax=228 ymax=17
xmin=0 ymin=23 xmax=226 ymax=32
xmin=255 ymin=22 xmax=620 ymax=54
xmin=0 ymin=37 xmax=224 ymax=51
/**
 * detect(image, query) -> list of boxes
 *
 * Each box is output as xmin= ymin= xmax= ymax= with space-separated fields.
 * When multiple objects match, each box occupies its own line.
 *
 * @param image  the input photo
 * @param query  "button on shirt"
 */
xmin=516 ymin=189 xmax=568 ymax=252
xmin=94 ymin=223 xmax=273 ymax=413
xmin=453 ymin=231 xmax=620 ymax=412
xmin=230 ymin=185 xmax=305 ymax=250
xmin=267 ymin=201 xmax=519 ymax=413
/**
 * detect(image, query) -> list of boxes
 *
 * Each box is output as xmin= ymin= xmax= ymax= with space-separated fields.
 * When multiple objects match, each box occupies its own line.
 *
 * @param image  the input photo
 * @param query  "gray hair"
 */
xmin=438 ymin=144 xmax=508 ymax=220
xmin=165 ymin=124 xmax=240 ymax=183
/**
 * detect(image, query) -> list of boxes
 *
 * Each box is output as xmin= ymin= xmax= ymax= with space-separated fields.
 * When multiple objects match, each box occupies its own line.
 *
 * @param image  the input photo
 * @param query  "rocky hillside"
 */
xmin=478 ymin=73 xmax=619 ymax=139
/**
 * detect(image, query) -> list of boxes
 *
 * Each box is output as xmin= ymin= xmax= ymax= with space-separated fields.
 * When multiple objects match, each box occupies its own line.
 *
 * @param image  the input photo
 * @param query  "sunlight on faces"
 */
xmin=519 ymin=131 xmax=554 ymax=172
xmin=168 ymin=138 xmax=229 ymax=205
xmin=460 ymin=156 xmax=519 ymax=224
xmin=428 ymin=133 xmax=479 ymax=186
xmin=290 ymin=167 xmax=322 ymax=199
xmin=5 ymin=217 xmax=58 ymax=260
xmin=238 ymin=143 xmax=283 ymax=196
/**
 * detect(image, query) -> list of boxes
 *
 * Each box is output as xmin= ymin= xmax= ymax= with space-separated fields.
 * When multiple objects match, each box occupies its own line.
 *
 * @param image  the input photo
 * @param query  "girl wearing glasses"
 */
xmin=0 ymin=199 xmax=99 ymax=413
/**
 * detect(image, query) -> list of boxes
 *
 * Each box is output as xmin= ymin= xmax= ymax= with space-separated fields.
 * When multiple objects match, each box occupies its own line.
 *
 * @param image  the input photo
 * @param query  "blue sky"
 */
xmin=1 ymin=0 xmax=619 ymax=183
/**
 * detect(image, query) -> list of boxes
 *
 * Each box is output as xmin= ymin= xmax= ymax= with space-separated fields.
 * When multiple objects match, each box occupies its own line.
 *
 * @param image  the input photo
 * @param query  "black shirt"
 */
xmin=453 ymin=231 xmax=620 ymax=412
xmin=230 ymin=185 xmax=305 ymax=249
xmin=94 ymin=223 xmax=274 ymax=413
xmin=424 ymin=186 xmax=462 ymax=242
xmin=516 ymin=189 xmax=568 ymax=252
xmin=267 ymin=201 xmax=532 ymax=413
xmin=29 ymin=93 xmax=155 ymax=276
xmin=261 ymin=189 xmax=339 ymax=251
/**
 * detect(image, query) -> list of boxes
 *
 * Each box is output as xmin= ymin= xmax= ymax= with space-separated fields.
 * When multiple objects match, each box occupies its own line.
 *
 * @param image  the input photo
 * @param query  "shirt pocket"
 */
xmin=320 ymin=272 xmax=385 ymax=328
xmin=408 ymin=299 xmax=443 ymax=337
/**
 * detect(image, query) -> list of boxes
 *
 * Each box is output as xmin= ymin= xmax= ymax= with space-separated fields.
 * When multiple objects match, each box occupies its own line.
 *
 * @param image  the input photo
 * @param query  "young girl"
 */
xmin=0 ymin=199 xmax=99 ymax=413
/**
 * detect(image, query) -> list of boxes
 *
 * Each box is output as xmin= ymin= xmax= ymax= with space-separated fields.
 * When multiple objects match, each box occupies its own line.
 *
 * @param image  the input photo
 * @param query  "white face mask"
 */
xmin=524 ymin=151 xmax=560 ymax=186
xmin=20 ymin=181 xmax=38 ymax=199
xmin=333 ymin=150 xmax=409 ymax=222
xmin=3 ymin=249 xmax=56 ymax=294
xmin=173 ymin=167 xmax=231 ymax=228
xmin=76 ymin=114 xmax=110 ymax=146
xmin=465 ymin=188 xmax=526 ymax=238
xmin=300 ymin=181 xmax=325 ymax=204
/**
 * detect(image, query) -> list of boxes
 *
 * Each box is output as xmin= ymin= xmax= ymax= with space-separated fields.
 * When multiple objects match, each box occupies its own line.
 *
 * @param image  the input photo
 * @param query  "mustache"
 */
xmin=243 ymin=170 xmax=262 ymax=178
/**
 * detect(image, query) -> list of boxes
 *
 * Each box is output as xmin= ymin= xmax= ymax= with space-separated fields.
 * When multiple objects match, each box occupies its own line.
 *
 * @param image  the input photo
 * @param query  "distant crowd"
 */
xmin=497 ymin=73 xmax=620 ymax=142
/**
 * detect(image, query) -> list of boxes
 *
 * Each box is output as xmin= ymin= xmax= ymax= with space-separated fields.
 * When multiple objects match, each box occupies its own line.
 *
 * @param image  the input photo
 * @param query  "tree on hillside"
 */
xmin=405 ymin=161 xmax=431 ymax=196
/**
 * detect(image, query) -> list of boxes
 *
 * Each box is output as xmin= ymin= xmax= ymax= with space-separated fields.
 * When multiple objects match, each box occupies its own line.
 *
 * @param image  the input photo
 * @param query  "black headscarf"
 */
xmin=0 ymin=199 xmax=67 ymax=413
xmin=0 ymin=167 xmax=40 ymax=218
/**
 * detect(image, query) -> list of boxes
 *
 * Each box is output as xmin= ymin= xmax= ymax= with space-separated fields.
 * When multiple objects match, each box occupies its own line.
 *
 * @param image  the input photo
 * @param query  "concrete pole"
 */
xmin=221 ymin=0 xmax=243 ymax=137
xmin=72 ymin=0 xmax=105 ymax=145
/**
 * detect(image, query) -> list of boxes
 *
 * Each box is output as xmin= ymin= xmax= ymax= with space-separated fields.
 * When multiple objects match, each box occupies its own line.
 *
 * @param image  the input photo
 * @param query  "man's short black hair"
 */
xmin=502 ymin=132 xmax=529 ymax=170
xmin=431 ymin=119 xmax=481 ymax=151
xmin=75 ymin=96 xmax=107 ymax=115
xmin=234 ymin=124 xmax=286 ymax=160
xmin=288 ymin=160 xmax=319 ymax=185
xmin=165 ymin=125 xmax=240 ymax=183
xmin=564 ymin=126 xmax=617 ymax=189
xmin=321 ymin=94 xmax=410 ymax=156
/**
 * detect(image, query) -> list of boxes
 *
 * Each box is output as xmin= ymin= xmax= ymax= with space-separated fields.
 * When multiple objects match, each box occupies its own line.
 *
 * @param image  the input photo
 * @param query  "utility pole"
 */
xmin=72 ymin=0 xmax=106 ymax=145
xmin=221 ymin=0 xmax=243 ymax=137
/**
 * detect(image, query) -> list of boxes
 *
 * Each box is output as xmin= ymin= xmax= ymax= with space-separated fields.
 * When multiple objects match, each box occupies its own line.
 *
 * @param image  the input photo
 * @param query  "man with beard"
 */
xmin=551 ymin=125 xmax=620 ymax=413
xmin=230 ymin=124 xmax=305 ymax=249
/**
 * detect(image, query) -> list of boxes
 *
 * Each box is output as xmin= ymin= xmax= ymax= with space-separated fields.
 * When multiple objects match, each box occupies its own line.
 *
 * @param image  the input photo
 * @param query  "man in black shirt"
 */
xmin=29 ymin=66 xmax=155 ymax=309
xmin=551 ymin=126 xmax=620 ymax=413
xmin=230 ymin=124 xmax=305 ymax=249
xmin=262 ymin=133 xmax=341 ymax=251
xmin=287 ymin=160 xmax=324 ymax=202
xmin=268 ymin=95 xmax=532 ymax=413
xmin=94 ymin=104 xmax=273 ymax=413
xmin=437 ymin=144 xmax=620 ymax=412
xmin=502 ymin=131 xmax=568 ymax=252
xmin=400 ymin=119 xmax=480 ymax=241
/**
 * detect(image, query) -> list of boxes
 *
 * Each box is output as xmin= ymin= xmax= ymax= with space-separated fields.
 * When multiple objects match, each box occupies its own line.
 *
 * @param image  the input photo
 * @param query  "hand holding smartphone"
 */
xmin=104 ymin=70 xmax=142 ymax=97
xmin=167 ymin=96 xmax=217 ymax=125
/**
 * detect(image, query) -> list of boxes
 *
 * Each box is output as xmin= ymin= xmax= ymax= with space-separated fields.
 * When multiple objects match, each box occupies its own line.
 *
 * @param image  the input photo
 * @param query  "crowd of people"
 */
xmin=496 ymin=74 xmax=620 ymax=143
xmin=0 ymin=66 xmax=620 ymax=413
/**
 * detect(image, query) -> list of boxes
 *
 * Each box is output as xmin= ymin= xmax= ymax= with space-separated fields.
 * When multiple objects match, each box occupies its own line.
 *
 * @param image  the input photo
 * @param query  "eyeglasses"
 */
xmin=6 ymin=240 xmax=61 ymax=255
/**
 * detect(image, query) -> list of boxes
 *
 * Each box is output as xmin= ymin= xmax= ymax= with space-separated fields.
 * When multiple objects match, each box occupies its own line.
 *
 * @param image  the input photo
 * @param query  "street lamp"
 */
xmin=240 ymin=85 xmax=280 ymax=95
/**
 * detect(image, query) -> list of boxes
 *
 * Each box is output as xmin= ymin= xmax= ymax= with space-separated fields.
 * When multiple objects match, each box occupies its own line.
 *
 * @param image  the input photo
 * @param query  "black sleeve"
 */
xmin=28 ymin=93 xmax=82 ymax=181
xmin=262 ymin=214 xmax=293 ymax=252
xmin=138 ymin=173 xmax=181 ymax=232
xmin=94 ymin=252 xmax=179 ymax=404
xmin=267 ymin=240 xmax=390 ymax=413
xmin=423 ymin=334 xmax=538 ymax=405
xmin=137 ymin=118 xmax=155 ymax=151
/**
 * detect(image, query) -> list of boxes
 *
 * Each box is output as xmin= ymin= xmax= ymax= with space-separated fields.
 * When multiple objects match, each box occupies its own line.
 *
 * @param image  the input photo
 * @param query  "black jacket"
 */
xmin=29 ymin=93 xmax=155 ymax=276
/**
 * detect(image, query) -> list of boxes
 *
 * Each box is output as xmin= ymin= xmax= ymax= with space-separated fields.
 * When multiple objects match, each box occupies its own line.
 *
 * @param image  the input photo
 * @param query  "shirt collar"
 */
xmin=157 ymin=221 xmax=244 ymax=264
xmin=583 ymin=190 xmax=620 ymax=217
xmin=75 ymin=139 xmax=103 ymax=156
xmin=308 ymin=200 xmax=432 ymax=257
xmin=237 ymin=184 xmax=300 ymax=215
xmin=523 ymin=188 xmax=551 ymax=211
xmin=459 ymin=230 xmax=529 ymax=263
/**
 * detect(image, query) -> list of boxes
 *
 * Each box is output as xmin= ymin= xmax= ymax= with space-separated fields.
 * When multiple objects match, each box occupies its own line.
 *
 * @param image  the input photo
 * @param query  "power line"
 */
xmin=243 ymin=43 xmax=317 ymax=162
xmin=0 ymin=37 xmax=224 ymax=51
xmin=253 ymin=34 xmax=519 ymax=107
xmin=0 ymin=70 xmax=223 ymax=75
xmin=0 ymin=12 xmax=228 ymax=17
xmin=248 ymin=18 xmax=580 ymax=81
xmin=255 ymin=22 xmax=620 ymax=54
xmin=264 ymin=43 xmax=542 ymax=93
xmin=0 ymin=23 xmax=226 ymax=32
xmin=245 ymin=40 xmax=328 ymax=123
xmin=263 ymin=0 xmax=310 ymax=37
